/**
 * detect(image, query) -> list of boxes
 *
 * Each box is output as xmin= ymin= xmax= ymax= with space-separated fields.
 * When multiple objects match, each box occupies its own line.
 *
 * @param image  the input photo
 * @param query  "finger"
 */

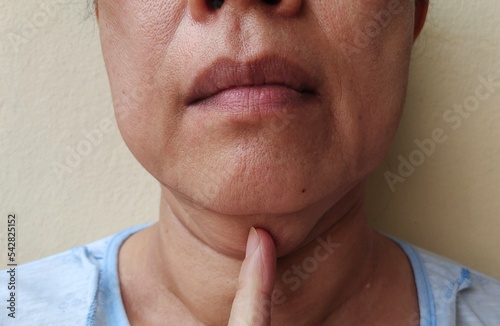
xmin=228 ymin=227 xmax=277 ymax=326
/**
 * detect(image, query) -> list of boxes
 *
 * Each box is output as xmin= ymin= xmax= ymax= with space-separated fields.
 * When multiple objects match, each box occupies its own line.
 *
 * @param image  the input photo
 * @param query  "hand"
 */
xmin=228 ymin=227 xmax=277 ymax=326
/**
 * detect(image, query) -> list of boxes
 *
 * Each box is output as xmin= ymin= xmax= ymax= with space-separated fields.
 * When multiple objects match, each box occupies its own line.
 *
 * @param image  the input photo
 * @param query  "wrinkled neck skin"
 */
xmin=121 ymin=180 xmax=410 ymax=325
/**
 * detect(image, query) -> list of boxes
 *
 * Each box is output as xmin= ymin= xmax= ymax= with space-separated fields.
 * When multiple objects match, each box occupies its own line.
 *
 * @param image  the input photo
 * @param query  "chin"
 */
xmin=188 ymin=175 xmax=351 ymax=219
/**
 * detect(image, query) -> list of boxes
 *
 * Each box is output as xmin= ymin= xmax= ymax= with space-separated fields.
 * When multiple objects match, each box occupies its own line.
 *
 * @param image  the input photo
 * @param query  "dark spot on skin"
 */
xmin=302 ymin=188 xmax=306 ymax=193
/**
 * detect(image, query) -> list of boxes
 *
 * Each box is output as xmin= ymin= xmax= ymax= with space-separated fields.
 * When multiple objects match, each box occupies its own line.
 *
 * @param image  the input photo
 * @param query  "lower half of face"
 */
xmin=98 ymin=0 xmax=415 ymax=215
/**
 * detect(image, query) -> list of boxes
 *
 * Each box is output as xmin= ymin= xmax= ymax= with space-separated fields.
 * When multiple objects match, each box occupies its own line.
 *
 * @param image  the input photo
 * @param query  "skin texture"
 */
xmin=96 ymin=0 xmax=428 ymax=325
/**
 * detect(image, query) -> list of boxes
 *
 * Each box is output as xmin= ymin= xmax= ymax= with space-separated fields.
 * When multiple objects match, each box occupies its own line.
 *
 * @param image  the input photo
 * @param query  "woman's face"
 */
xmin=97 ymin=0 xmax=417 ymax=215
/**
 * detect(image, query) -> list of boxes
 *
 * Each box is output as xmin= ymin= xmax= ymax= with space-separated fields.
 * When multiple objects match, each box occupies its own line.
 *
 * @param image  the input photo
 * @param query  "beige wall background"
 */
xmin=1 ymin=1 xmax=499 ymax=279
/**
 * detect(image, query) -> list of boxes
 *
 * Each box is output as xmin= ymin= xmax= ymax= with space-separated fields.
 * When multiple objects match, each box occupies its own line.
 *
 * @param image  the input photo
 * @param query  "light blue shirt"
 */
xmin=1 ymin=223 xmax=499 ymax=325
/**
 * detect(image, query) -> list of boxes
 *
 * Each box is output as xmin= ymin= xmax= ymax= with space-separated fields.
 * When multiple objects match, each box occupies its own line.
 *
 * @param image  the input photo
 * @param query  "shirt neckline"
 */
xmin=102 ymin=222 xmax=154 ymax=326
xmin=385 ymin=234 xmax=437 ymax=326
xmin=100 ymin=224 xmax=436 ymax=326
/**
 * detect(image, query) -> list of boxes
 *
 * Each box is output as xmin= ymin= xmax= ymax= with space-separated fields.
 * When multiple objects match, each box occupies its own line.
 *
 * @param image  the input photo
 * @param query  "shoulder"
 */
xmin=0 ymin=225 xmax=145 ymax=326
xmin=413 ymin=245 xmax=500 ymax=325
xmin=0 ymin=235 xmax=111 ymax=325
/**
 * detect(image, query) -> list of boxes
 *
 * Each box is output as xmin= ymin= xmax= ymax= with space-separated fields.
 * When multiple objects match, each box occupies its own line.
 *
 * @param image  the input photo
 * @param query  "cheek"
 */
xmin=310 ymin=0 xmax=414 ymax=172
xmin=98 ymin=1 xmax=190 ymax=178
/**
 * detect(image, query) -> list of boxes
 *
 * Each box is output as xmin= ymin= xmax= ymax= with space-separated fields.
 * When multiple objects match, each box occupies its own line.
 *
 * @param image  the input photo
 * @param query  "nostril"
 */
xmin=206 ymin=0 xmax=281 ymax=11
xmin=206 ymin=0 xmax=224 ymax=10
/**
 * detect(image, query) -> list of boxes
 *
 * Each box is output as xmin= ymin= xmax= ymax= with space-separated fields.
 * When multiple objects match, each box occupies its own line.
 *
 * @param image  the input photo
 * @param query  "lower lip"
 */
xmin=189 ymin=85 xmax=315 ymax=119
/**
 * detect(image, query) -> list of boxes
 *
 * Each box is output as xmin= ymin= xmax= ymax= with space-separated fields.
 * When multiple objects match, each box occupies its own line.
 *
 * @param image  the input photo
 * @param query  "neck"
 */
xmin=123 ymin=180 xmax=389 ymax=325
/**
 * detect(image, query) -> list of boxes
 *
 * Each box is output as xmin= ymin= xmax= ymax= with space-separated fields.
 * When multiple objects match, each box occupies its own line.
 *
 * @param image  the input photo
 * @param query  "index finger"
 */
xmin=228 ymin=227 xmax=277 ymax=326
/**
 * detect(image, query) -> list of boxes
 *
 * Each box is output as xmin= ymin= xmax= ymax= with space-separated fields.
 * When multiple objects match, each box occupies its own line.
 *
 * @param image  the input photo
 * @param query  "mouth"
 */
xmin=186 ymin=55 xmax=319 ymax=107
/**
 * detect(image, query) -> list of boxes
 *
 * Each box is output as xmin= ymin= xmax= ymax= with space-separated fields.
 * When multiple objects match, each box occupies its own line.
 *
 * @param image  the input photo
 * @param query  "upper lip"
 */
xmin=186 ymin=55 xmax=319 ymax=105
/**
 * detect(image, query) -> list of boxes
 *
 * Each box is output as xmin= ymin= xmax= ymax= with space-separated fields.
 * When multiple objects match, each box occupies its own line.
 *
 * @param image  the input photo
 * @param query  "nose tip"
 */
xmin=189 ymin=0 xmax=303 ymax=21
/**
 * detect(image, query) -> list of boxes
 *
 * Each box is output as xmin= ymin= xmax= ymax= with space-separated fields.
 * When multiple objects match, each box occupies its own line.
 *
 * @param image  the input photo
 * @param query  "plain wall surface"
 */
xmin=1 ymin=1 xmax=499 ymax=279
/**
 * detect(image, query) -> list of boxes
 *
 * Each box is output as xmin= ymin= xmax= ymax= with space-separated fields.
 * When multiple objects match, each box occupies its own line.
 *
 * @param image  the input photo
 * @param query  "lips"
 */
xmin=186 ymin=55 xmax=319 ymax=106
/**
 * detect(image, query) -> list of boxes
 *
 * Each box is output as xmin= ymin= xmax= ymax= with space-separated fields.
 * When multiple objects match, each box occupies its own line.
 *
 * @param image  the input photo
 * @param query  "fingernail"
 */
xmin=245 ymin=227 xmax=260 ymax=258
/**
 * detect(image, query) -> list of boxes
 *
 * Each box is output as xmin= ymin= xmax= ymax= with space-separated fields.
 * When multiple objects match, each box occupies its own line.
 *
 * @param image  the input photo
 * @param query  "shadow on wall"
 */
xmin=366 ymin=1 xmax=500 ymax=279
